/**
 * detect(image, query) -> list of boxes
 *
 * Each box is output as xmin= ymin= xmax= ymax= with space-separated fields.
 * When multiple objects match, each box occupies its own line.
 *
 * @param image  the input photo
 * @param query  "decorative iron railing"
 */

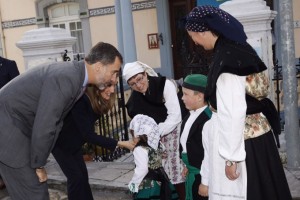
xmin=90 ymin=76 xmax=130 ymax=162
xmin=272 ymin=58 xmax=300 ymax=129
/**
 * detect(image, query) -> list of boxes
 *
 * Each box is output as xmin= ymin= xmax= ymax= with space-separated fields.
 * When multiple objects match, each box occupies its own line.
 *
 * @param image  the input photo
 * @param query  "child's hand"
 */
xmin=128 ymin=183 xmax=138 ymax=193
xmin=198 ymin=184 xmax=208 ymax=197
xmin=181 ymin=166 xmax=188 ymax=177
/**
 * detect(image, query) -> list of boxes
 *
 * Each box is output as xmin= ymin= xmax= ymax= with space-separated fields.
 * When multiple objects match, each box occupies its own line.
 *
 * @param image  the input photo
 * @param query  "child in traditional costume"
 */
xmin=180 ymin=74 xmax=211 ymax=200
xmin=128 ymin=114 xmax=178 ymax=200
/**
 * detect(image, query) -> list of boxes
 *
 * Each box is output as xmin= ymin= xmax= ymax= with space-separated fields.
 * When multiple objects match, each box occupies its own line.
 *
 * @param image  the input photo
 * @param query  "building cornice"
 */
xmin=2 ymin=0 xmax=156 ymax=29
xmin=2 ymin=18 xmax=36 ymax=29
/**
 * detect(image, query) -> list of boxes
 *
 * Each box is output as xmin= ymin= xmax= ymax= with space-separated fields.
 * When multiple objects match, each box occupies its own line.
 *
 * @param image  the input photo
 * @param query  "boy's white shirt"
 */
xmin=180 ymin=106 xmax=207 ymax=152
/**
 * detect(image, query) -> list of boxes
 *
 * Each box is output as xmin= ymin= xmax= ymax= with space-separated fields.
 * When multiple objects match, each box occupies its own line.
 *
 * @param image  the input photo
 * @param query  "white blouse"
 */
xmin=158 ymin=79 xmax=182 ymax=136
xmin=217 ymin=73 xmax=247 ymax=162
xmin=200 ymin=73 xmax=247 ymax=186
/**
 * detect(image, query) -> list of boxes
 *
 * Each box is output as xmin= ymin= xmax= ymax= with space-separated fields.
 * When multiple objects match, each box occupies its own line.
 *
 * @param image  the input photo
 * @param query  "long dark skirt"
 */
xmin=245 ymin=131 xmax=292 ymax=200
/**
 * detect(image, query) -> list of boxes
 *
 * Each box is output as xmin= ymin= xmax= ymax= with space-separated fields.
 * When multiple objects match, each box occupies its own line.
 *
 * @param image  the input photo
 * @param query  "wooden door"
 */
xmin=168 ymin=0 xmax=195 ymax=79
xmin=168 ymin=0 xmax=211 ymax=79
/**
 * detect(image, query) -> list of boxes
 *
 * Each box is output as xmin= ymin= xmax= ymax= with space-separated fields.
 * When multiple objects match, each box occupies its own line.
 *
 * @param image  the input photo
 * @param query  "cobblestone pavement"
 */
xmin=0 ymin=153 xmax=134 ymax=200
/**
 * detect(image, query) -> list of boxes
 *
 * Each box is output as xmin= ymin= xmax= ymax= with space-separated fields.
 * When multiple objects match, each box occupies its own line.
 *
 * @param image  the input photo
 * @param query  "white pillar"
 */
xmin=118 ymin=0 xmax=137 ymax=63
xmin=16 ymin=28 xmax=76 ymax=70
xmin=220 ymin=0 xmax=277 ymax=100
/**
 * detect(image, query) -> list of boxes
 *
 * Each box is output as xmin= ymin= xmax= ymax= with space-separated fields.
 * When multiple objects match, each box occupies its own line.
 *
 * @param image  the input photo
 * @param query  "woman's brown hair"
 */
xmin=86 ymin=85 xmax=116 ymax=115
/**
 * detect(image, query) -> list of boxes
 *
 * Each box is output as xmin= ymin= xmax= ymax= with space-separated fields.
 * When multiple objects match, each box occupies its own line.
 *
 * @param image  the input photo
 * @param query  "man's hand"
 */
xmin=198 ymin=184 xmax=208 ymax=197
xmin=36 ymin=168 xmax=48 ymax=183
xmin=225 ymin=162 xmax=240 ymax=180
xmin=117 ymin=141 xmax=135 ymax=151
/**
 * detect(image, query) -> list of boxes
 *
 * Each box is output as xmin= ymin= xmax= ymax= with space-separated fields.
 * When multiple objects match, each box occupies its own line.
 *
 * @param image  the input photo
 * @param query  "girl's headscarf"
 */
xmin=185 ymin=5 xmax=247 ymax=45
xmin=123 ymin=61 xmax=158 ymax=83
xmin=129 ymin=114 xmax=160 ymax=150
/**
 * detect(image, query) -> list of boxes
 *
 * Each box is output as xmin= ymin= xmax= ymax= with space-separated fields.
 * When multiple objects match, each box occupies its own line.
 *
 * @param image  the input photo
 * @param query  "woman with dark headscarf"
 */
xmin=185 ymin=5 xmax=292 ymax=200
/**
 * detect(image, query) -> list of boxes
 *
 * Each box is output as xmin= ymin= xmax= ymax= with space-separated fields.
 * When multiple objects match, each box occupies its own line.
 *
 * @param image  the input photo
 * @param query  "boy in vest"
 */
xmin=180 ymin=74 xmax=211 ymax=200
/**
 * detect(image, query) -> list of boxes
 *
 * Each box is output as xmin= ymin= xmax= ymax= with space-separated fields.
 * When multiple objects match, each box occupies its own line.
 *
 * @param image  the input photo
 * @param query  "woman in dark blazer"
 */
xmin=52 ymin=85 xmax=133 ymax=200
xmin=0 ymin=56 xmax=19 ymax=89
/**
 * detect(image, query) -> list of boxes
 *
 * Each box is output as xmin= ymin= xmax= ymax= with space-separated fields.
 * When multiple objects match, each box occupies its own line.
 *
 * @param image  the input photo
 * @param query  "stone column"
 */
xmin=279 ymin=0 xmax=300 ymax=169
xmin=220 ymin=0 xmax=277 ymax=100
xmin=115 ymin=0 xmax=124 ymax=57
xmin=117 ymin=0 xmax=137 ymax=63
xmin=16 ymin=28 xmax=76 ymax=70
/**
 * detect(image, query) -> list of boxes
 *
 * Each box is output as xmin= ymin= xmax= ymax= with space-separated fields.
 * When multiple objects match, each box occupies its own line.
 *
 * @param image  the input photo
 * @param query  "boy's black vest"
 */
xmin=179 ymin=107 xmax=212 ymax=169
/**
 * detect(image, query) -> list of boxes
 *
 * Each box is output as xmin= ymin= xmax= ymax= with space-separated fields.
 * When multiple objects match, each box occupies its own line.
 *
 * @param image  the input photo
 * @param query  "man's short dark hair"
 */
xmin=85 ymin=42 xmax=123 ymax=65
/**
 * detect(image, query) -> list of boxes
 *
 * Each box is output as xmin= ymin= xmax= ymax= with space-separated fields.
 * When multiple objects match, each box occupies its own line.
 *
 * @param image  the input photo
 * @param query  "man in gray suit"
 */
xmin=0 ymin=42 xmax=122 ymax=200
xmin=0 ymin=56 xmax=20 ymax=190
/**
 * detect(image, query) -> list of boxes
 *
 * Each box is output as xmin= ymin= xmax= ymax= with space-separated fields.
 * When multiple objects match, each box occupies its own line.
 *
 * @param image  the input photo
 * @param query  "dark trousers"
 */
xmin=52 ymin=146 xmax=93 ymax=200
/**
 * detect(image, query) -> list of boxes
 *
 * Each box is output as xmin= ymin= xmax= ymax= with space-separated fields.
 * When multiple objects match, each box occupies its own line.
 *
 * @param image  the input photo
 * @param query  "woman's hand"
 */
xmin=225 ymin=162 xmax=240 ymax=180
xmin=118 ymin=141 xmax=135 ymax=151
xmin=36 ymin=168 xmax=47 ymax=183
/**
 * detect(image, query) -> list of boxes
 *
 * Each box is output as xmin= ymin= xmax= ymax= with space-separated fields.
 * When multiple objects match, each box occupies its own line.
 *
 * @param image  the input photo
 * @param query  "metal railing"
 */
xmin=92 ymin=82 xmax=129 ymax=162
xmin=272 ymin=58 xmax=300 ymax=129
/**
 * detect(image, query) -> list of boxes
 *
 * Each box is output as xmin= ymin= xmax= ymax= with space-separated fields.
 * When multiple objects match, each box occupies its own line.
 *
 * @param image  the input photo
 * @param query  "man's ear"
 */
xmin=93 ymin=62 xmax=106 ymax=73
xmin=94 ymin=62 xmax=102 ymax=72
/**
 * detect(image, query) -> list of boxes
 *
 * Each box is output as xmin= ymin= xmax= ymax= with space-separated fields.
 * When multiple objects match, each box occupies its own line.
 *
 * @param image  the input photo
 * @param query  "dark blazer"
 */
xmin=54 ymin=94 xmax=118 ymax=154
xmin=179 ymin=107 xmax=211 ymax=169
xmin=0 ymin=60 xmax=85 ymax=168
xmin=0 ymin=57 xmax=19 ymax=89
xmin=52 ymin=94 xmax=118 ymax=200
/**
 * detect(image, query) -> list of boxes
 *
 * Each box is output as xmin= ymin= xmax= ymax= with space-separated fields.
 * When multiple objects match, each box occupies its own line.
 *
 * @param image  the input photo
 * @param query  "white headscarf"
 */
xmin=123 ymin=61 xmax=158 ymax=83
xmin=129 ymin=114 xmax=160 ymax=150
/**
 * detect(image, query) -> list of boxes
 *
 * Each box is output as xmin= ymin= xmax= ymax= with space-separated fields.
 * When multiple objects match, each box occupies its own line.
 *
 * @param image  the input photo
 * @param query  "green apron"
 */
xmin=182 ymin=153 xmax=200 ymax=200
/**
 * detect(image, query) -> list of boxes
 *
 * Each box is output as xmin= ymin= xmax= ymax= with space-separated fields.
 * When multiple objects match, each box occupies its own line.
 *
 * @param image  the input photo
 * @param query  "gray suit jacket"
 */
xmin=0 ymin=60 xmax=85 ymax=168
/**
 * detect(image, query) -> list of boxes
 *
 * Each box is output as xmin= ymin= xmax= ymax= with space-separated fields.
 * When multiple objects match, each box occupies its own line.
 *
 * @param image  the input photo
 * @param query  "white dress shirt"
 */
xmin=180 ymin=106 xmax=207 ymax=152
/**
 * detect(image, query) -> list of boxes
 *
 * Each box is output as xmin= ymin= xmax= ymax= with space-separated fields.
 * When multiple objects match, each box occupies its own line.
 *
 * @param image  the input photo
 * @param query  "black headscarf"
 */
xmin=185 ymin=5 xmax=247 ymax=45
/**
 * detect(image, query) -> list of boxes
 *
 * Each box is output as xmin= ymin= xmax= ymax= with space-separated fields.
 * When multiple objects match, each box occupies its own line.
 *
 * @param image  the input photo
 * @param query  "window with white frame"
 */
xmin=48 ymin=3 xmax=84 ymax=60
